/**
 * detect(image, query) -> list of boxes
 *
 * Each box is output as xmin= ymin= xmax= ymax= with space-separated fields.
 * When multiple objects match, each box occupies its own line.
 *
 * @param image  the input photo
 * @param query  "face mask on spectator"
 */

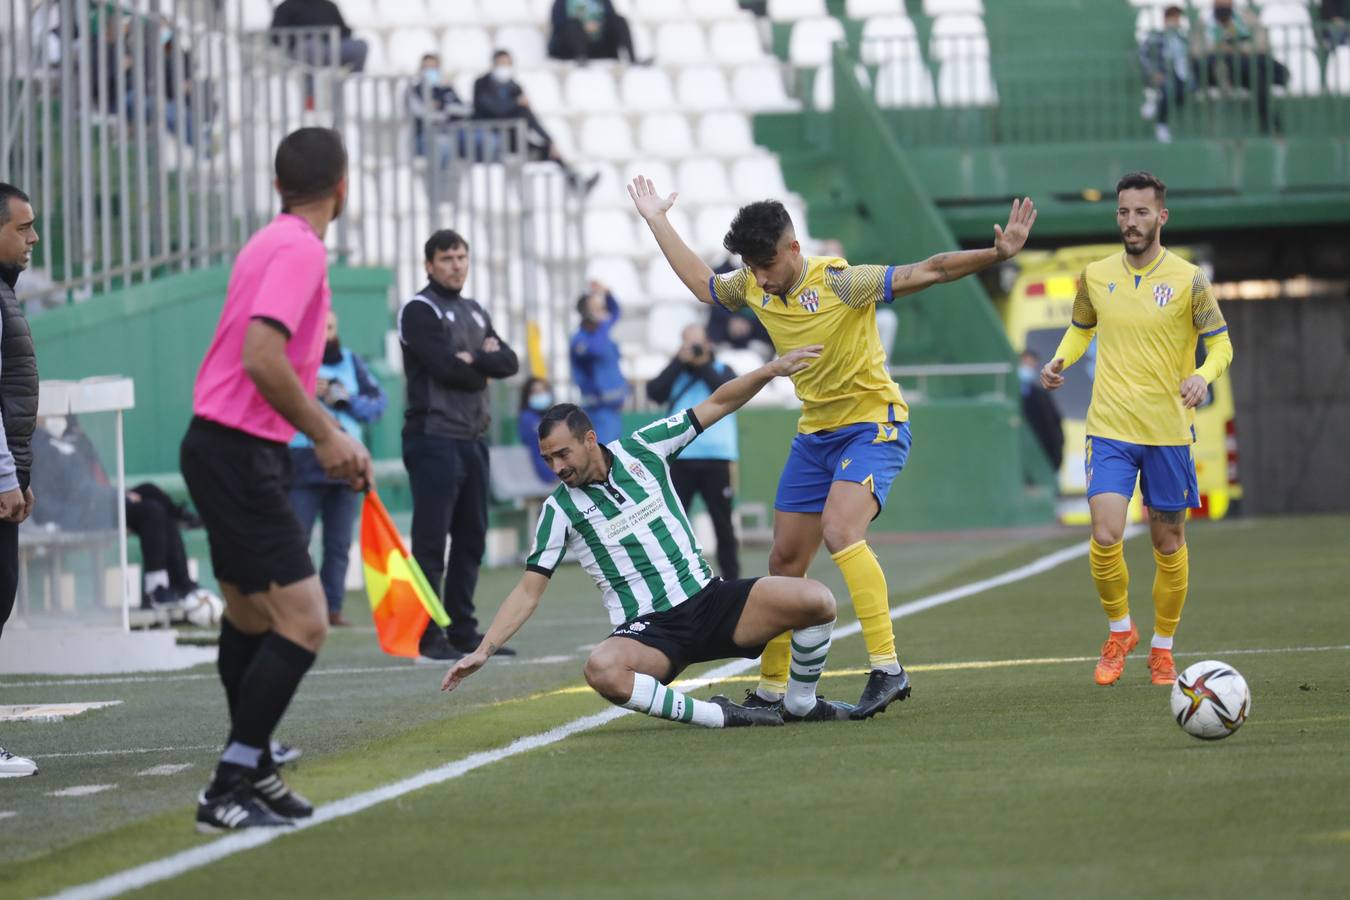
xmin=324 ymin=338 xmax=342 ymax=365
xmin=528 ymin=392 xmax=553 ymax=411
xmin=492 ymin=64 xmax=513 ymax=83
xmin=160 ymin=26 xmax=173 ymax=46
xmin=43 ymin=416 xmax=68 ymax=438
xmin=1018 ymin=365 xmax=1036 ymax=386
xmin=422 ymin=67 xmax=441 ymax=86
xmin=1214 ymin=7 xmax=1233 ymax=23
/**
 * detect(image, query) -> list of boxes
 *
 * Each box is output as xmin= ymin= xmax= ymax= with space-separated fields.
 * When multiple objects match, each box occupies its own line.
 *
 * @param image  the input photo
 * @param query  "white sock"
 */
xmin=1151 ymin=634 xmax=1174 ymax=650
xmin=623 ymin=672 xmax=724 ymax=728
xmin=220 ymin=741 xmax=263 ymax=768
xmin=754 ymin=686 xmax=784 ymax=702
xmin=1108 ymin=614 xmax=1133 ymax=634
xmin=784 ymin=620 xmax=834 ymax=718
xmin=143 ymin=569 xmax=170 ymax=593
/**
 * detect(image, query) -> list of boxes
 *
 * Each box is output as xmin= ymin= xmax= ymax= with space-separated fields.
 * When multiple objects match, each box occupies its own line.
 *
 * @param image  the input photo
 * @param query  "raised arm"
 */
xmin=693 ymin=345 xmax=821 ymax=430
xmin=890 ymin=197 xmax=1038 ymax=300
xmin=628 ymin=176 xmax=715 ymax=304
xmin=440 ymin=570 xmax=550 ymax=691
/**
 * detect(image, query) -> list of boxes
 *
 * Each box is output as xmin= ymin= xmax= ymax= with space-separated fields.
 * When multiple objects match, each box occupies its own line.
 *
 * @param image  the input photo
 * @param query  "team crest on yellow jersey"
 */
xmin=799 ymin=289 xmax=820 ymax=313
xmin=1154 ymin=283 xmax=1174 ymax=307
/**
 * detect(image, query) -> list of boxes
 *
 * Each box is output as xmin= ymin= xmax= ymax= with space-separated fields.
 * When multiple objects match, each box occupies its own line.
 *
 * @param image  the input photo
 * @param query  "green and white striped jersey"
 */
xmin=525 ymin=409 xmax=715 ymax=625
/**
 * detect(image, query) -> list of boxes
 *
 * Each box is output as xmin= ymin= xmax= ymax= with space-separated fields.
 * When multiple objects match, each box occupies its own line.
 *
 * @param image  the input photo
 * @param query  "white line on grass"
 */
xmin=45 ymin=531 xmax=1138 ymax=900
xmin=38 ymin=745 xmax=218 ymax=760
xmin=46 ymin=785 xmax=117 ymax=798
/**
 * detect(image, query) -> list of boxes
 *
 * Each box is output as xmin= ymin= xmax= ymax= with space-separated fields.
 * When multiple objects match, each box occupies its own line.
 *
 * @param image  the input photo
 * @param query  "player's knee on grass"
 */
xmin=583 ymin=647 xmax=632 ymax=704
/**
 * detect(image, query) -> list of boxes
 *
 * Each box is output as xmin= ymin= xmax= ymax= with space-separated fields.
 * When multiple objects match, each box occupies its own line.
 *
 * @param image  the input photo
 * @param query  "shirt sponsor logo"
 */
xmin=1154 ymin=283 xmax=1173 ymax=307
xmin=600 ymin=496 xmax=665 ymax=542
xmin=799 ymin=289 xmax=820 ymax=313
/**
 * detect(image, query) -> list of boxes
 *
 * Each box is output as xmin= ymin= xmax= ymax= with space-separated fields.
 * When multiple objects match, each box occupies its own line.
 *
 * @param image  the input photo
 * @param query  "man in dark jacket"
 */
xmin=473 ymin=49 xmax=596 ymax=193
xmin=270 ymin=0 xmax=368 ymax=72
xmin=399 ymin=230 xmax=519 ymax=660
xmin=0 ymin=182 xmax=40 ymax=777
xmin=548 ymin=0 xmax=642 ymax=64
xmin=1020 ymin=349 xmax=1064 ymax=476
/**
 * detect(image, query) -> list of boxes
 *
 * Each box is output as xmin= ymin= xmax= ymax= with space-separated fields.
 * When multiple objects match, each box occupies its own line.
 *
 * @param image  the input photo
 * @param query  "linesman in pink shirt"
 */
xmin=180 ymin=127 xmax=372 ymax=833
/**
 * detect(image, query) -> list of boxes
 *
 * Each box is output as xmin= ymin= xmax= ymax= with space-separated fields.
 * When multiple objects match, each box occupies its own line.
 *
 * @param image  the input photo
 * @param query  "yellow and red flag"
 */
xmin=360 ymin=491 xmax=450 ymax=658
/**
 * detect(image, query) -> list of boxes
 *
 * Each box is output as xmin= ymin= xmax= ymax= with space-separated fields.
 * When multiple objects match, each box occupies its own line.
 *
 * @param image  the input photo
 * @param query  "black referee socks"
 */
xmin=227 ymin=632 xmax=316 ymax=754
xmin=217 ymin=618 xmax=266 ymax=717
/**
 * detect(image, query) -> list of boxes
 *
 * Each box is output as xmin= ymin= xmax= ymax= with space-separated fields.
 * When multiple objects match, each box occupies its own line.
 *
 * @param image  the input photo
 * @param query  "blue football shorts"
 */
xmin=774 ymin=421 xmax=912 ymax=517
xmin=1086 ymin=435 xmax=1199 ymax=511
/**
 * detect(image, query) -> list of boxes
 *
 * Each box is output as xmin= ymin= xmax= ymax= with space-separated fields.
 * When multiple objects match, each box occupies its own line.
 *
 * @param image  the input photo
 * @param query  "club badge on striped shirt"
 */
xmin=799 ymin=289 xmax=820 ymax=313
xmin=1154 ymin=283 xmax=1174 ymax=307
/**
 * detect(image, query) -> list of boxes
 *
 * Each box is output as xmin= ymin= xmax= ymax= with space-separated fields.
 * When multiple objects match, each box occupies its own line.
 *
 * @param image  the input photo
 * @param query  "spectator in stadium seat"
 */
xmin=270 ymin=0 xmax=368 ymax=73
xmin=1138 ymin=5 xmax=1193 ymax=143
xmin=288 ymin=310 xmax=387 ymax=627
xmin=472 ymin=50 xmax=599 ymax=194
xmin=1194 ymin=0 xmax=1289 ymax=134
xmin=1018 ymin=349 xmax=1064 ymax=480
xmin=0 ymin=182 xmax=39 ymax=778
xmin=646 ymin=324 xmax=741 ymax=580
xmin=547 ymin=0 xmax=645 ymax=65
xmin=569 ymin=281 xmax=628 ymax=444
xmin=1322 ymin=0 xmax=1350 ymax=47
xmin=518 ymin=377 xmax=560 ymax=485
xmin=407 ymin=52 xmax=475 ymax=159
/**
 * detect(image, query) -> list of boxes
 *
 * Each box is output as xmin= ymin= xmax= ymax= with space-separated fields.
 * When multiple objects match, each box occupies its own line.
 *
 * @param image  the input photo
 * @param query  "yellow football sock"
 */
xmin=756 ymin=632 xmax=791 ymax=697
xmin=832 ymin=540 xmax=897 ymax=671
xmin=1089 ymin=537 xmax=1130 ymax=623
xmin=1152 ymin=544 xmax=1189 ymax=638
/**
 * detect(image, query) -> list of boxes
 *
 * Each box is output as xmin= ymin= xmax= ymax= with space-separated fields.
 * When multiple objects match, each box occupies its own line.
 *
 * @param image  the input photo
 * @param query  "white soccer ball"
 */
xmin=1170 ymin=660 xmax=1251 ymax=740
xmin=181 ymin=589 xmax=224 ymax=628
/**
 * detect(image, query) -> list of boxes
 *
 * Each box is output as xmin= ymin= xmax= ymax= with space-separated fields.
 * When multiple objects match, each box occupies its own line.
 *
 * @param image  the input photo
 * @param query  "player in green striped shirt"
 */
xmin=442 ymin=346 xmax=853 ymax=727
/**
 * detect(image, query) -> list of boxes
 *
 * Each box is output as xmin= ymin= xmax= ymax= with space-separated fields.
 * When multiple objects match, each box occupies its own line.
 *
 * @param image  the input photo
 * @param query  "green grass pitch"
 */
xmin=2 ymin=515 xmax=1348 ymax=899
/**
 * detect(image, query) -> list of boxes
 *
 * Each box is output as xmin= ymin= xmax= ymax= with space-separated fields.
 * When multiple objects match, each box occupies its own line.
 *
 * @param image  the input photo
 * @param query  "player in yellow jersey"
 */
xmin=629 ymin=175 xmax=1038 ymax=717
xmin=1041 ymin=172 xmax=1233 ymax=687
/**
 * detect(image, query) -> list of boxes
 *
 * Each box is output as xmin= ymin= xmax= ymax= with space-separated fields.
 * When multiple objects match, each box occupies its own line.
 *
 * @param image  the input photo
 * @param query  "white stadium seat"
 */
xmin=441 ymin=27 xmax=494 ymax=74
xmin=579 ymin=114 xmax=636 ymax=159
xmin=860 ymin=16 xmax=921 ymax=65
xmin=539 ymin=115 xmax=579 ymax=158
xmin=768 ymin=0 xmax=828 ymax=20
xmin=517 ymin=70 xmax=563 ymax=112
xmin=676 ymin=68 xmax=732 ymax=110
xmin=476 ymin=0 xmax=535 ymax=25
xmin=587 ymin=257 xmax=644 ymax=304
xmin=632 ymin=0 xmax=688 ymax=24
xmin=585 ymin=210 xmax=639 ymax=257
xmin=938 ymin=56 xmax=997 ymax=105
xmin=731 ymin=65 xmax=799 ymax=111
xmin=923 ymin=0 xmax=983 ymax=14
xmin=623 ymin=160 xmax=677 ymax=194
xmin=689 ymin=0 xmax=742 ymax=20
xmin=697 ymin=112 xmax=756 ymax=156
xmin=675 ymin=158 xmax=733 ymax=203
xmin=645 ymin=261 xmax=697 ymax=304
xmin=811 ymin=62 xmax=870 ymax=111
xmin=788 ymin=17 xmax=846 ymax=67
xmin=1330 ymin=46 xmax=1350 ymax=96
xmin=334 ymin=0 xmax=376 ymax=30
xmin=875 ymin=57 xmax=937 ymax=107
xmin=847 ymin=0 xmax=905 ymax=16
xmin=657 ymin=22 xmax=711 ymax=62
xmin=1260 ymin=4 xmax=1312 ymax=27
xmin=638 ymin=113 xmax=696 ymax=157
xmin=1283 ymin=49 xmax=1322 ymax=97
xmin=565 ymin=68 xmax=620 ymax=112
xmin=496 ymin=25 xmax=549 ymax=65
xmin=621 ymin=67 xmax=677 ymax=109
xmin=583 ymin=163 xmax=627 ymax=208
xmin=361 ymin=34 xmax=390 ymax=75
xmin=694 ymin=205 xmax=740 ymax=255
xmin=381 ymin=0 xmax=428 ymax=28
xmin=730 ymin=156 xmax=788 ymax=199
xmin=709 ymin=20 xmax=767 ymax=63
xmin=386 ymin=28 xmax=438 ymax=72
xmin=646 ymin=303 xmax=706 ymax=353
xmin=929 ymin=14 xmax=989 ymax=62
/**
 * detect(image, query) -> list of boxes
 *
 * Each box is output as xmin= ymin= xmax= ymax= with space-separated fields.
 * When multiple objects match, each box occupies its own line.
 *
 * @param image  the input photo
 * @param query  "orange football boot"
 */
xmin=1094 ymin=624 xmax=1139 ymax=685
xmin=1148 ymin=647 xmax=1178 ymax=685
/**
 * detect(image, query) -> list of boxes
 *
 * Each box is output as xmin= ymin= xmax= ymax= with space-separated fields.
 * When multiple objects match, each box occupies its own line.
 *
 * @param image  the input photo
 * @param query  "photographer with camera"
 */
xmin=646 ymin=323 xmax=741 ymax=580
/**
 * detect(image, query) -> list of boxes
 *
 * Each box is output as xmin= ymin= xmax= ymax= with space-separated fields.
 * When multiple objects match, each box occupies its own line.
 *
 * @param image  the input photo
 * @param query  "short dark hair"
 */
xmin=275 ymin=128 xmax=346 ymax=211
xmin=723 ymin=200 xmax=794 ymax=266
xmin=493 ymin=49 xmax=512 ymax=63
xmin=519 ymin=376 xmax=550 ymax=410
xmin=1116 ymin=171 xmax=1167 ymax=203
xmin=537 ymin=403 xmax=594 ymax=443
xmin=421 ymin=52 xmax=440 ymax=65
xmin=0 ymin=183 xmax=31 ymax=227
xmin=1164 ymin=5 xmax=1183 ymax=17
xmin=424 ymin=229 xmax=469 ymax=261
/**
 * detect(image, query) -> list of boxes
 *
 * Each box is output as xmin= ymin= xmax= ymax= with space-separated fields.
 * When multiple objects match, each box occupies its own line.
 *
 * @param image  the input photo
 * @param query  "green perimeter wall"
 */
xmin=28 ymin=265 xmax=396 ymax=476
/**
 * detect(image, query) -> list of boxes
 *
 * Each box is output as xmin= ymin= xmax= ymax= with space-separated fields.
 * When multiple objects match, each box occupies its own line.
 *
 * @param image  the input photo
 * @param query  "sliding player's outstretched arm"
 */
xmin=890 ymin=197 xmax=1039 ymax=300
xmin=441 ymin=571 xmax=550 ymax=691
xmin=628 ymin=176 xmax=716 ymax=304
xmin=693 ymin=345 xmax=821 ymax=429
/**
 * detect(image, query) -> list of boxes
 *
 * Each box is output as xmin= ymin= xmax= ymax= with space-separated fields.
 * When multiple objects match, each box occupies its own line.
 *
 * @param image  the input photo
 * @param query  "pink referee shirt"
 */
xmin=193 ymin=213 xmax=331 ymax=443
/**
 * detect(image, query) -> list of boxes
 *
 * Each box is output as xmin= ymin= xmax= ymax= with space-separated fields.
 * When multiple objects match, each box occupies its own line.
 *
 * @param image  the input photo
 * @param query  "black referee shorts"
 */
xmin=180 ymin=416 xmax=315 ymax=595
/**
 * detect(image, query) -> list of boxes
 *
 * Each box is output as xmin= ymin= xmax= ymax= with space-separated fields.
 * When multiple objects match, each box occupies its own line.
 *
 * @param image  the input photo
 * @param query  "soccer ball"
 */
xmin=181 ymin=589 xmax=224 ymax=628
xmin=1170 ymin=660 xmax=1251 ymax=740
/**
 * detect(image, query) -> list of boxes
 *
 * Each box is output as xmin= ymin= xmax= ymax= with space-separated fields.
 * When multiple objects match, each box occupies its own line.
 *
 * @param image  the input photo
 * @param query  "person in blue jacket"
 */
xmin=569 ymin=281 xmax=628 ymax=444
xmin=645 ymin=323 xmax=740 ymax=580
xmin=517 ymin=376 xmax=558 ymax=485
xmin=289 ymin=310 xmax=387 ymax=626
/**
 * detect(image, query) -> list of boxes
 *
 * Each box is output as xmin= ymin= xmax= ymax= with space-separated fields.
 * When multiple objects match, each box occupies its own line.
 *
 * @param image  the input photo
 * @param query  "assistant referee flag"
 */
xmin=361 ymin=491 xmax=450 ymax=657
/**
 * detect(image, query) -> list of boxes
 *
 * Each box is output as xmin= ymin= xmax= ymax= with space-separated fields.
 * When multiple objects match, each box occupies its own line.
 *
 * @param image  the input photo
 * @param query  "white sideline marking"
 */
xmin=0 ymin=702 xmax=122 ymax=722
xmin=47 ymin=785 xmax=117 ymax=798
xmin=39 ymin=746 xmax=216 ymax=760
xmin=0 ymin=811 xmax=17 ymax=820
xmin=137 ymin=765 xmax=194 ymax=777
xmin=45 ymin=532 xmax=1136 ymax=900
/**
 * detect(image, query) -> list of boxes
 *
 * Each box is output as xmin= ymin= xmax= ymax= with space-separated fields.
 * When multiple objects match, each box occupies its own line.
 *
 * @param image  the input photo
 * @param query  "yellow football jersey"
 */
xmin=1071 ymin=249 xmax=1227 ymax=446
xmin=710 ymin=255 xmax=907 ymax=434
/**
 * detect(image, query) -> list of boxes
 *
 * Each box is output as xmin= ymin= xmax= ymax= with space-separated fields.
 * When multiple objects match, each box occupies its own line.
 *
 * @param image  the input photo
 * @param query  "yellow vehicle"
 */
xmin=996 ymin=245 xmax=1241 ymax=523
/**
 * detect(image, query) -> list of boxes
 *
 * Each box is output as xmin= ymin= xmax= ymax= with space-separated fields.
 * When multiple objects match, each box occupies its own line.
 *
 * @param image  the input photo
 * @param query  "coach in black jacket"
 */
xmin=399 ymin=230 xmax=518 ymax=660
xmin=0 ymin=183 xmax=39 ymax=777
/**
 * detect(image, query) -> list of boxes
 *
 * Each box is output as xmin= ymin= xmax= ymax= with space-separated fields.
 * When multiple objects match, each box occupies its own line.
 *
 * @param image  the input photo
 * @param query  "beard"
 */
xmin=1120 ymin=223 xmax=1156 ymax=253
